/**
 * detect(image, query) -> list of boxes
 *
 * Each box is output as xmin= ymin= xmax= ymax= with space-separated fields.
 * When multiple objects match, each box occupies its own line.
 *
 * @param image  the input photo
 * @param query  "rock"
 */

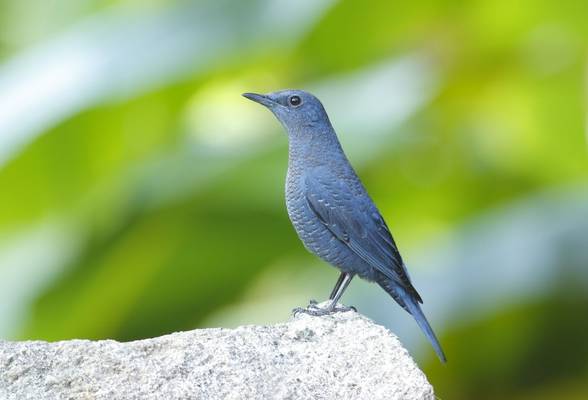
xmin=0 ymin=308 xmax=434 ymax=400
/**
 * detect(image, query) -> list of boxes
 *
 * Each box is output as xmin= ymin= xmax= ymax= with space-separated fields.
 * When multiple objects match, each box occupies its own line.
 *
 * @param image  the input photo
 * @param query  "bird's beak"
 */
xmin=242 ymin=92 xmax=277 ymax=108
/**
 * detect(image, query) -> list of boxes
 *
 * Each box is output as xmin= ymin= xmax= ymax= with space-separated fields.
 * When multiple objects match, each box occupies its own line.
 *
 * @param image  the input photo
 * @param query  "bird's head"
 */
xmin=242 ymin=89 xmax=332 ymax=137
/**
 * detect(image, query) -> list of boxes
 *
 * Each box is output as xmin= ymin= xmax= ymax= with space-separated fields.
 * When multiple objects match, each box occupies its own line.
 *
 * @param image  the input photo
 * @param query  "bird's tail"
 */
xmin=379 ymin=280 xmax=447 ymax=363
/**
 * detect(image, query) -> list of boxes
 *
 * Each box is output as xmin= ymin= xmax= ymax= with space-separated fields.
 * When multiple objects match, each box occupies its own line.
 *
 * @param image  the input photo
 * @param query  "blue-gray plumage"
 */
xmin=243 ymin=89 xmax=446 ymax=363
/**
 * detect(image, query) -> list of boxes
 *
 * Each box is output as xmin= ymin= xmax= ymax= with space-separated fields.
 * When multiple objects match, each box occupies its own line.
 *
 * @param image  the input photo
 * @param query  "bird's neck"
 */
xmin=287 ymin=124 xmax=344 ymax=169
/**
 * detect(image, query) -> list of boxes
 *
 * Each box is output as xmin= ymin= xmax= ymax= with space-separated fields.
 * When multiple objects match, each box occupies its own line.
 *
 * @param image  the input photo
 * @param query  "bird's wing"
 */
xmin=304 ymin=169 xmax=421 ymax=302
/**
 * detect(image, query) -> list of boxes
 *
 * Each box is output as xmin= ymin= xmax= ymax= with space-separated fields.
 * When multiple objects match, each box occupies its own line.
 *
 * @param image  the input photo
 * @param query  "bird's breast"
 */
xmin=285 ymin=165 xmax=306 ymax=229
xmin=285 ymin=165 xmax=354 ymax=268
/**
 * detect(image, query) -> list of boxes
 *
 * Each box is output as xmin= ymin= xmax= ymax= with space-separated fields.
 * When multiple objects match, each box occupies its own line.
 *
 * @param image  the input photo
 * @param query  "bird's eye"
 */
xmin=288 ymin=95 xmax=302 ymax=107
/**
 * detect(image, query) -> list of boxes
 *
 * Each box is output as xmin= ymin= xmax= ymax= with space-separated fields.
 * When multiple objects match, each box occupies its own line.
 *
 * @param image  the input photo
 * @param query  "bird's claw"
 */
xmin=292 ymin=300 xmax=357 ymax=317
xmin=292 ymin=300 xmax=321 ymax=316
xmin=293 ymin=306 xmax=333 ymax=317
xmin=332 ymin=304 xmax=357 ymax=313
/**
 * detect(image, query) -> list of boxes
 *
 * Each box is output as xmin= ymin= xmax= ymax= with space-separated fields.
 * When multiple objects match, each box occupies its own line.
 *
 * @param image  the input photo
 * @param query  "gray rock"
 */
xmin=0 ymin=308 xmax=434 ymax=400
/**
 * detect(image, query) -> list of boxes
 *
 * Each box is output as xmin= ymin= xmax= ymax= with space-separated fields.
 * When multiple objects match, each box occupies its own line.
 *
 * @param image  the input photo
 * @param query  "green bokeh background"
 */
xmin=1 ymin=0 xmax=587 ymax=398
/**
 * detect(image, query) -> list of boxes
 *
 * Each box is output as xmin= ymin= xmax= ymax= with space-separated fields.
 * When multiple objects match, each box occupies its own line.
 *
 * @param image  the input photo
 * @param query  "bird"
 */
xmin=242 ymin=89 xmax=446 ymax=363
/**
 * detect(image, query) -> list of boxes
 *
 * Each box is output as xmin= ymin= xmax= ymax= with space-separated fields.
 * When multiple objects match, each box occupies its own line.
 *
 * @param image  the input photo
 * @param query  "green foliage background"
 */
xmin=1 ymin=0 xmax=587 ymax=398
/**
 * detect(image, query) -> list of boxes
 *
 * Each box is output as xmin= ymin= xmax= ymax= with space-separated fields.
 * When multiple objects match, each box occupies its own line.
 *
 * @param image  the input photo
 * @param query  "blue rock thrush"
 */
xmin=243 ymin=89 xmax=446 ymax=362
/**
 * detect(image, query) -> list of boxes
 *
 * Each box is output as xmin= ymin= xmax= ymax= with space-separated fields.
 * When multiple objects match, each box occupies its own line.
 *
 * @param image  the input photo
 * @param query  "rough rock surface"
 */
xmin=0 ymin=308 xmax=434 ymax=400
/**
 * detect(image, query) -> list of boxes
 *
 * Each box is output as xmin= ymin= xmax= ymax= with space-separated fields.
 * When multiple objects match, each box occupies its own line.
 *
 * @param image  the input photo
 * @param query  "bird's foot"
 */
xmin=344 ymin=304 xmax=358 ymax=312
xmin=292 ymin=299 xmax=320 ymax=316
xmin=331 ymin=304 xmax=357 ymax=313
xmin=292 ymin=300 xmax=357 ymax=317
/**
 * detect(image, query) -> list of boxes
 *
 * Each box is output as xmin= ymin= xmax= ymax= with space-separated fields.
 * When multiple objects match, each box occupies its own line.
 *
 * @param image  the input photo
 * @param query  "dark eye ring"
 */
xmin=288 ymin=95 xmax=302 ymax=107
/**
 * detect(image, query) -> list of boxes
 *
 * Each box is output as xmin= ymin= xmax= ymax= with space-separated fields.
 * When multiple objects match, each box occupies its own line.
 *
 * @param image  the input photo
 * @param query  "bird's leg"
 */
xmin=328 ymin=272 xmax=347 ymax=300
xmin=324 ymin=272 xmax=355 ymax=312
xmin=293 ymin=273 xmax=356 ymax=316
xmin=306 ymin=272 xmax=346 ymax=312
